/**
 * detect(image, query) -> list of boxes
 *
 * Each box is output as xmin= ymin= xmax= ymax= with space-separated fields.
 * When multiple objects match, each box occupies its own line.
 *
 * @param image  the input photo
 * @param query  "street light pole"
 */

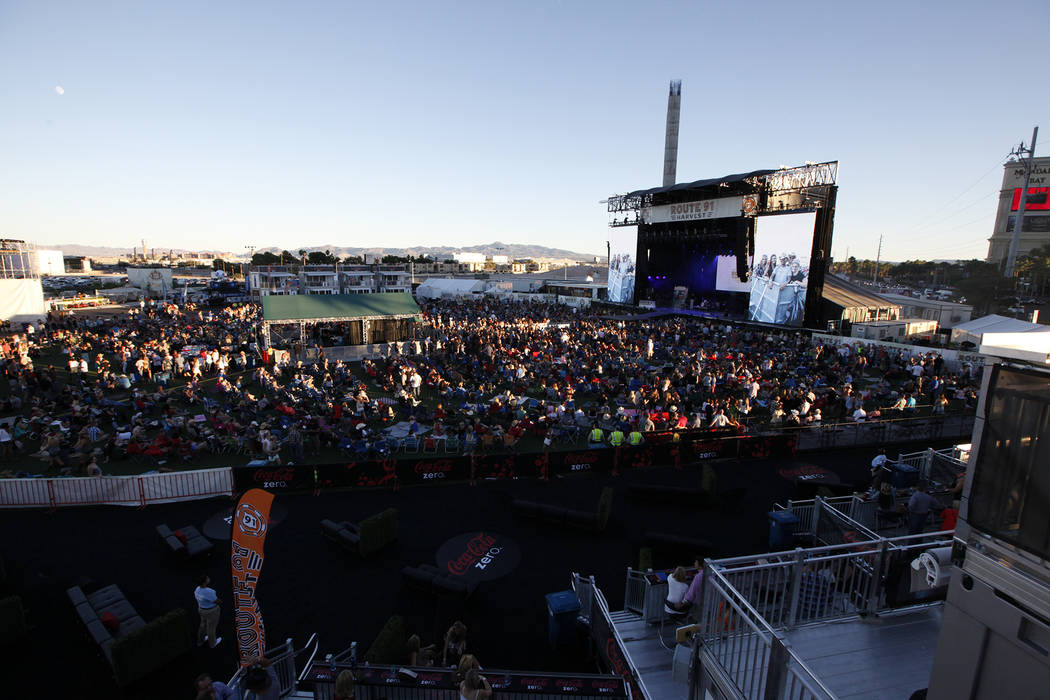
xmin=1004 ymin=126 xmax=1039 ymax=279
xmin=872 ymin=235 xmax=883 ymax=284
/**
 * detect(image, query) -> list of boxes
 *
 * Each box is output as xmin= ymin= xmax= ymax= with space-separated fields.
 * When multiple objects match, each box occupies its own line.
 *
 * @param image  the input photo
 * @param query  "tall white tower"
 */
xmin=663 ymin=80 xmax=682 ymax=187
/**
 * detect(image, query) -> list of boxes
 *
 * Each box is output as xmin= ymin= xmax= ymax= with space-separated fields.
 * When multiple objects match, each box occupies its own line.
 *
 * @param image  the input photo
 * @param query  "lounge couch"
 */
xmin=156 ymin=523 xmax=214 ymax=558
xmin=68 ymin=584 xmax=147 ymax=662
xmin=321 ymin=508 xmax=398 ymax=556
xmin=513 ymin=486 xmax=614 ymax=533
xmin=68 ymin=584 xmax=190 ymax=686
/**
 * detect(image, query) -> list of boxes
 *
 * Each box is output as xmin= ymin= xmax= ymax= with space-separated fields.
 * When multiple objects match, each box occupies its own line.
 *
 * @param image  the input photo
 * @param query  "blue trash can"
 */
xmin=768 ymin=511 xmax=799 ymax=550
xmin=546 ymin=590 xmax=581 ymax=647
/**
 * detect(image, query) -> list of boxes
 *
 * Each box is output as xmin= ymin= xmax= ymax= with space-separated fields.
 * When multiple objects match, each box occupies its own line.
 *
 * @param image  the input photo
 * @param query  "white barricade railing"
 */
xmin=138 ymin=468 xmax=233 ymax=504
xmin=0 ymin=468 xmax=234 ymax=509
xmin=0 ymin=478 xmax=52 ymax=508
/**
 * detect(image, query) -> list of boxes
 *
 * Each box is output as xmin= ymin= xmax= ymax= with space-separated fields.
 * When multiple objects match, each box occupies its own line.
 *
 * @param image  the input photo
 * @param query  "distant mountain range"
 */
xmin=52 ymin=241 xmax=597 ymax=261
xmin=257 ymin=241 xmax=596 ymax=261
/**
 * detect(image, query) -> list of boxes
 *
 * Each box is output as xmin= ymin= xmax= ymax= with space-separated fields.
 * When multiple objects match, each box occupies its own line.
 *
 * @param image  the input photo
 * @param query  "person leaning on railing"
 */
xmin=241 ymin=655 xmax=280 ymax=700
xmin=460 ymin=669 xmax=492 ymax=700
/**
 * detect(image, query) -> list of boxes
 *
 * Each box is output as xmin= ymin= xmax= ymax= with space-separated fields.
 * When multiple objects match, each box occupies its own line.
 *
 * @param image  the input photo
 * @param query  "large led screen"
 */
xmin=608 ymin=227 xmax=638 ymax=304
xmin=747 ymin=212 xmax=816 ymax=326
xmin=715 ymin=254 xmax=752 ymax=293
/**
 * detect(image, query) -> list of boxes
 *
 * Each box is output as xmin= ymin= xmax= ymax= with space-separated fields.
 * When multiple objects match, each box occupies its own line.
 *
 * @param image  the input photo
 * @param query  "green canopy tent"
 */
xmin=260 ymin=293 xmax=422 ymax=355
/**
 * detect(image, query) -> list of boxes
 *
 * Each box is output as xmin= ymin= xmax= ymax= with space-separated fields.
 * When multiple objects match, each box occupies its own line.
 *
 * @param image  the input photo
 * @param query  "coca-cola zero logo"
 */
xmin=252 ymin=467 xmax=296 ymax=483
xmin=447 ymin=532 xmax=500 ymax=575
xmin=414 ymin=459 xmax=454 ymax=480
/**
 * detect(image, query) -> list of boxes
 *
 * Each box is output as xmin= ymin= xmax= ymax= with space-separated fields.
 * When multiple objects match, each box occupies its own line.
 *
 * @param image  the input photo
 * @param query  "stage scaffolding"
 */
xmin=0 ymin=239 xmax=39 ymax=280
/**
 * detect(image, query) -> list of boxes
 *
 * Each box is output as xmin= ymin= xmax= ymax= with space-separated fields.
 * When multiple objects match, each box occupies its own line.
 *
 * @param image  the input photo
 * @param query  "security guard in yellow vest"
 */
xmin=588 ymin=424 xmax=604 ymax=446
xmin=608 ymin=428 xmax=625 ymax=447
xmin=628 ymin=429 xmax=644 ymax=446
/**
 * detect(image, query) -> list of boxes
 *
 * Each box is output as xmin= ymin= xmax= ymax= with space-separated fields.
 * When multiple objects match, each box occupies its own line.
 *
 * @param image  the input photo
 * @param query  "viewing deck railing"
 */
xmin=694 ymin=532 xmax=953 ymax=699
xmin=572 ymin=572 xmax=647 ymax=699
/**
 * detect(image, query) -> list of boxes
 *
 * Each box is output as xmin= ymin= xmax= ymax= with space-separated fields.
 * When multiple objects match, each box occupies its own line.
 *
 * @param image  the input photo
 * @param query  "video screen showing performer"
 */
xmin=747 ymin=213 xmax=816 ymax=327
xmin=607 ymin=227 xmax=638 ymax=304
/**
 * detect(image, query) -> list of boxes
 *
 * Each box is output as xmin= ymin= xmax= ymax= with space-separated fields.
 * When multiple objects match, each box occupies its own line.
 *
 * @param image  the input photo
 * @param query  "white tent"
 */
xmin=980 ymin=332 xmax=1050 ymax=365
xmin=950 ymin=314 xmax=1050 ymax=346
xmin=415 ymin=277 xmax=485 ymax=299
xmin=0 ymin=279 xmax=46 ymax=323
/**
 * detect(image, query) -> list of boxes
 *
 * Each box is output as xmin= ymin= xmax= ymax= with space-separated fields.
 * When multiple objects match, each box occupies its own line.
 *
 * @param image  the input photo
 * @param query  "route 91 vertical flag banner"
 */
xmin=231 ymin=488 xmax=275 ymax=667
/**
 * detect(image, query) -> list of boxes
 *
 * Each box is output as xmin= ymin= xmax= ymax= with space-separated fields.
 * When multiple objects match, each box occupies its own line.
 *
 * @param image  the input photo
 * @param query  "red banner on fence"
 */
xmin=231 ymin=487 xmax=274 ymax=667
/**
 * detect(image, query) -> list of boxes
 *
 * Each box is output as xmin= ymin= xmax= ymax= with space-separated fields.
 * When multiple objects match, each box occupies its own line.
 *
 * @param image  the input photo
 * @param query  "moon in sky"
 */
xmin=55 ymin=85 xmax=65 ymax=95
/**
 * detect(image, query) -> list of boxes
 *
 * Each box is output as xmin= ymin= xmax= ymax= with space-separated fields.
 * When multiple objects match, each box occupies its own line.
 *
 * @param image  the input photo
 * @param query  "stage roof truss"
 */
xmin=607 ymin=161 xmax=838 ymax=226
xmin=765 ymin=161 xmax=838 ymax=192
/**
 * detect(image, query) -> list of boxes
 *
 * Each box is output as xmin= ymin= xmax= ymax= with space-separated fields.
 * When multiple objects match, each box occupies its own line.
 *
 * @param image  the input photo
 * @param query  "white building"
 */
xmin=877 ymin=292 xmax=974 ymax=329
xmin=850 ymin=318 xmax=940 ymax=341
xmin=248 ymin=263 xmax=416 ymax=299
xmin=987 ymin=155 xmax=1050 ymax=265
xmin=415 ymin=277 xmax=486 ymax=299
xmin=376 ymin=269 xmax=412 ymax=293
xmin=340 ymin=269 xmax=375 ymax=294
xmin=35 ymin=249 xmax=65 ymax=275
xmin=249 ymin=267 xmax=300 ymax=298
xmin=300 ymin=266 xmax=339 ymax=295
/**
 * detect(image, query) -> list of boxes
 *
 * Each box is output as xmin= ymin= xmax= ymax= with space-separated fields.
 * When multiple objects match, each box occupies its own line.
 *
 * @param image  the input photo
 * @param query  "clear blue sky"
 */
xmin=1 ymin=0 xmax=1046 ymax=261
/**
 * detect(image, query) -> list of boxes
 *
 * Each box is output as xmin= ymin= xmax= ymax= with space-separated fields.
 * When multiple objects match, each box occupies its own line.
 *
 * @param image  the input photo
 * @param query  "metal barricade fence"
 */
xmin=227 ymin=637 xmax=299 ymax=700
xmin=623 ymin=568 xmax=648 ymax=616
xmin=789 ymin=414 xmax=974 ymax=452
xmin=308 ymin=665 xmax=629 ymax=700
xmin=571 ymin=572 xmax=647 ymax=699
xmin=0 ymin=468 xmax=234 ymax=508
xmin=571 ymin=572 xmax=595 ymax=626
xmin=622 ymin=568 xmax=670 ymax=624
xmin=896 ymin=445 xmax=969 ymax=486
xmin=698 ymin=569 xmax=777 ymax=699
xmin=138 ymin=467 xmax=233 ymax=503
xmin=773 ymin=497 xmax=877 ymax=548
xmin=783 ymin=658 xmax=836 ymax=700
xmin=814 ymin=499 xmax=880 ymax=547
xmin=0 ymin=477 xmax=52 ymax=507
xmin=846 ymin=496 xmax=878 ymax=531
xmin=47 ymin=474 xmax=143 ymax=506
xmin=696 ymin=532 xmax=955 ymax=698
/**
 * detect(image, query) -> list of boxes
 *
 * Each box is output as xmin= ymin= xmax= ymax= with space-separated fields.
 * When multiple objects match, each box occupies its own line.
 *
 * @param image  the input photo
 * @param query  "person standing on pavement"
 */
xmin=195 ymin=574 xmax=222 ymax=648
xmin=907 ymin=482 xmax=940 ymax=535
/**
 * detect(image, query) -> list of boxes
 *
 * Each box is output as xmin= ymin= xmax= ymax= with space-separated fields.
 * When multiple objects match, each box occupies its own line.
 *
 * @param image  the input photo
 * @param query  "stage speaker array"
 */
xmin=734 ymin=218 xmax=754 ymax=283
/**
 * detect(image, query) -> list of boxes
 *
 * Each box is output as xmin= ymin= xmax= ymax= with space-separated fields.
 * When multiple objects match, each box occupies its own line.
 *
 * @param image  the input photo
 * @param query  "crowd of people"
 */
xmin=0 ymin=295 xmax=982 ymax=476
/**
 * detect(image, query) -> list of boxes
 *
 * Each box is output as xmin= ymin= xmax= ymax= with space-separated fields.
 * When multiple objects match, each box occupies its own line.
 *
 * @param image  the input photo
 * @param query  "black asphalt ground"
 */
xmin=0 ymin=441 xmax=955 ymax=699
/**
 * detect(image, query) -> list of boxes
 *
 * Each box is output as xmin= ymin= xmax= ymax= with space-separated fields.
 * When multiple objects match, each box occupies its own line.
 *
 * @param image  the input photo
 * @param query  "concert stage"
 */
xmin=606 ymin=162 xmax=838 ymax=329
